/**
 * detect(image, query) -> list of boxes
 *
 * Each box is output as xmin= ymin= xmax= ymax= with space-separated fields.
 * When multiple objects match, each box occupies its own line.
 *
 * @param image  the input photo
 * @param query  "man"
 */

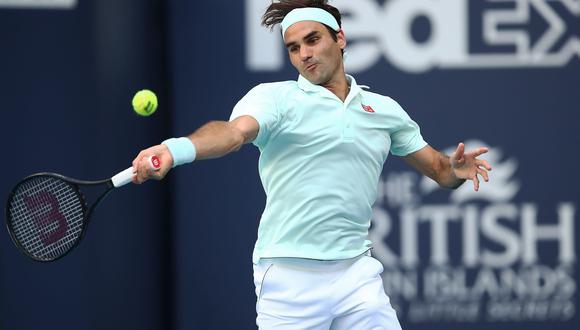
xmin=132 ymin=0 xmax=492 ymax=328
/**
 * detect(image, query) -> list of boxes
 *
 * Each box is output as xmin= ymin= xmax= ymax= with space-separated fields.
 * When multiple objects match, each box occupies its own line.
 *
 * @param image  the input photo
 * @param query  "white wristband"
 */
xmin=162 ymin=137 xmax=197 ymax=167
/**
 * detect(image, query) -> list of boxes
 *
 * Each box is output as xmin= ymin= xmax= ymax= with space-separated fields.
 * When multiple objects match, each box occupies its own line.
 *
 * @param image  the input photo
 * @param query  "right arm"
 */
xmin=131 ymin=115 xmax=259 ymax=183
xmin=188 ymin=116 xmax=259 ymax=160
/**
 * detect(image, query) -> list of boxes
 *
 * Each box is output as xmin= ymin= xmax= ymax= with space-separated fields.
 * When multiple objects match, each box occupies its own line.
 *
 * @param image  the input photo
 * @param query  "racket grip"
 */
xmin=111 ymin=156 xmax=161 ymax=188
xmin=112 ymin=167 xmax=135 ymax=187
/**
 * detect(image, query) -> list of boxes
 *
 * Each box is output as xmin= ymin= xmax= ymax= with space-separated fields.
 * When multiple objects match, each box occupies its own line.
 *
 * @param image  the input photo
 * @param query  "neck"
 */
xmin=322 ymin=74 xmax=349 ymax=102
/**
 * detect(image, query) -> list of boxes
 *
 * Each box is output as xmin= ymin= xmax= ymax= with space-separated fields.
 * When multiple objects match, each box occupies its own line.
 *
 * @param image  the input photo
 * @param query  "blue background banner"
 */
xmin=1 ymin=0 xmax=578 ymax=329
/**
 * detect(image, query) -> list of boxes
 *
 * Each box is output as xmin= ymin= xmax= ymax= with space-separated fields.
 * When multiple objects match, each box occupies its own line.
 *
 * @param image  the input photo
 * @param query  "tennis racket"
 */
xmin=5 ymin=155 xmax=161 ymax=262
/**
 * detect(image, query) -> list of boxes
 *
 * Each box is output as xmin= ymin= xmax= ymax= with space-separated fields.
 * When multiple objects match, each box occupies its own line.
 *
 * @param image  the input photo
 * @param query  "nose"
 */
xmin=299 ymin=46 xmax=312 ymax=61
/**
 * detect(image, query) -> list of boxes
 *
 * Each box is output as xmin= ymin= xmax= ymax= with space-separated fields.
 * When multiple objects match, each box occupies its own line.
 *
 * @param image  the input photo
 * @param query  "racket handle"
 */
xmin=112 ymin=167 xmax=134 ymax=187
xmin=111 ymin=155 xmax=161 ymax=188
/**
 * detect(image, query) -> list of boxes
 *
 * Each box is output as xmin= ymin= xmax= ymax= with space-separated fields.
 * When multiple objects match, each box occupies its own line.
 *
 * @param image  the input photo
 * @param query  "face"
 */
xmin=284 ymin=21 xmax=346 ymax=86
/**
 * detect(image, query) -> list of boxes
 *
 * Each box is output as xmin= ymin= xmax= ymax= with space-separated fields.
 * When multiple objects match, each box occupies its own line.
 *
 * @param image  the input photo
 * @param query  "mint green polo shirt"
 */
xmin=230 ymin=75 xmax=427 ymax=263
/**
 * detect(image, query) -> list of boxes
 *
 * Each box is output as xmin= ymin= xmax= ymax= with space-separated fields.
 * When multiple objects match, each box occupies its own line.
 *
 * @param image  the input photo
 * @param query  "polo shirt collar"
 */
xmin=297 ymin=74 xmax=363 ymax=104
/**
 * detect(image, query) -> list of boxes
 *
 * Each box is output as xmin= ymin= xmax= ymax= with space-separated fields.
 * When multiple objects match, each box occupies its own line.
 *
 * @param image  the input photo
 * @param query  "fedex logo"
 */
xmin=246 ymin=0 xmax=580 ymax=73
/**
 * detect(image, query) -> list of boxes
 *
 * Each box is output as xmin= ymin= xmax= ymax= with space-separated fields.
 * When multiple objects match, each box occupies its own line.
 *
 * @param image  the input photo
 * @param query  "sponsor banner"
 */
xmin=246 ymin=0 xmax=580 ymax=73
xmin=370 ymin=140 xmax=577 ymax=324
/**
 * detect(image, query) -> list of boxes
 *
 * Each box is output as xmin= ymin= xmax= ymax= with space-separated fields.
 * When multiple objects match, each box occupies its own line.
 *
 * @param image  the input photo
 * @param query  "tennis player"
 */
xmin=132 ymin=0 xmax=492 ymax=328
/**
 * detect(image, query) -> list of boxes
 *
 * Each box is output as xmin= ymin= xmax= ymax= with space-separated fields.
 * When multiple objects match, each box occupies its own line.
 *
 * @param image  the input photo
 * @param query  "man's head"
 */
xmin=262 ymin=0 xmax=346 ymax=86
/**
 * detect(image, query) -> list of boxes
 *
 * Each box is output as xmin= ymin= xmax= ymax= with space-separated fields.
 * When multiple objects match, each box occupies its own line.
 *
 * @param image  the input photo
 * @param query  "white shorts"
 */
xmin=252 ymin=253 xmax=402 ymax=330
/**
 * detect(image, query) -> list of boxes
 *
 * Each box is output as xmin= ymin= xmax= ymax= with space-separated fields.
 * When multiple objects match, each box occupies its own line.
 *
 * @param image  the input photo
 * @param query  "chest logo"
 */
xmin=362 ymin=104 xmax=375 ymax=113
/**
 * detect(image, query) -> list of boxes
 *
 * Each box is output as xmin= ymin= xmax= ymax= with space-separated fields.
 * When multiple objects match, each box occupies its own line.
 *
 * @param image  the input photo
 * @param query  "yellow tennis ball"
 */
xmin=132 ymin=89 xmax=158 ymax=116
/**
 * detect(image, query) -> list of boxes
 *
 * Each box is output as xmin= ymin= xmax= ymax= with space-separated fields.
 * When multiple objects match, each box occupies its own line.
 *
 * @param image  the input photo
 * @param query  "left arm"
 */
xmin=403 ymin=143 xmax=492 ymax=191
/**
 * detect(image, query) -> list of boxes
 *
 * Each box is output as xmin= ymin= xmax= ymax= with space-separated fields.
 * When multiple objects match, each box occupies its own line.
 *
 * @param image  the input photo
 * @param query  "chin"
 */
xmin=302 ymin=72 xmax=325 ymax=85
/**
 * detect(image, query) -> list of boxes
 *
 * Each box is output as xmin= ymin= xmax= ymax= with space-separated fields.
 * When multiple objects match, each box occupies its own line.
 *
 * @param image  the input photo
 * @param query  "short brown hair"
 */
xmin=262 ymin=0 xmax=342 ymax=41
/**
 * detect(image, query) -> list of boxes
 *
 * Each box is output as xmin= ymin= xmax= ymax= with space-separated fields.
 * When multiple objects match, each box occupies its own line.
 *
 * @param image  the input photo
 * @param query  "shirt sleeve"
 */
xmin=229 ymin=84 xmax=280 ymax=148
xmin=389 ymin=101 xmax=428 ymax=157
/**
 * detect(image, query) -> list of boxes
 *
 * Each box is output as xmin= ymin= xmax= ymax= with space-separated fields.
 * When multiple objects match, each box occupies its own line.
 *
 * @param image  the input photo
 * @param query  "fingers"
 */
xmin=470 ymin=165 xmax=491 ymax=191
xmin=450 ymin=142 xmax=466 ymax=168
xmin=472 ymin=172 xmax=480 ymax=191
xmin=134 ymin=157 xmax=159 ymax=184
xmin=132 ymin=157 xmax=147 ymax=184
xmin=477 ymin=167 xmax=489 ymax=182
xmin=472 ymin=147 xmax=489 ymax=158
xmin=477 ymin=159 xmax=492 ymax=171
xmin=453 ymin=142 xmax=465 ymax=161
xmin=132 ymin=149 xmax=151 ymax=184
xmin=453 ymin=144 xmax=491 ymax=192
xmin=132 ymin=150 xmax=147 ymax=171
xmin=131 ymin=145 xmax=169 ymax=184
xmin=462 ymin=146 xmax=491 ymax=172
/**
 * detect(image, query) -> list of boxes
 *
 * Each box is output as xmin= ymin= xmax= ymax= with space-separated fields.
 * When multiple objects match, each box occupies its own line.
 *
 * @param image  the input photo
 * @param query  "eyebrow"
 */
xmin=285 ymin=30 xmax=320 ymax=49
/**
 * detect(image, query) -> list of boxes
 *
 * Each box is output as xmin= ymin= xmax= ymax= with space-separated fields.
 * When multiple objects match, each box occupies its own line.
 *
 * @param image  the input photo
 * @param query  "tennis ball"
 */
xmin=132 ymin=89 xmax=158 ymax=116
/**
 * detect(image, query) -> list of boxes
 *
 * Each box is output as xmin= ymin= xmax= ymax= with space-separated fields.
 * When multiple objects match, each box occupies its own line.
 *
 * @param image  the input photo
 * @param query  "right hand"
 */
xmin=131 ymin=144 xmax=174 ymax=184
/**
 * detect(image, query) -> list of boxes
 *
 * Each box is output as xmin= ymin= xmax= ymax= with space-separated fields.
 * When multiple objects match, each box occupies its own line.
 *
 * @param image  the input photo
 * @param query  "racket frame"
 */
xmin=5 ymin=172 xmax=114 ymax=262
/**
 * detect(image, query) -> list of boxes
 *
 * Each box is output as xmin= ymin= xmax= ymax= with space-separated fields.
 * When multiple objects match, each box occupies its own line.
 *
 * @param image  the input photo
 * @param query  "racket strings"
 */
xmin=8 ymin=176 xmax=85 ymax=261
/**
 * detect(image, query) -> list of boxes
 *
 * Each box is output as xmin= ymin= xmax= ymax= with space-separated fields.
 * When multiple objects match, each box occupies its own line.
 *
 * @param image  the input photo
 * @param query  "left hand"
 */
xmin=450 ymin=142 xmax=492 ymax=191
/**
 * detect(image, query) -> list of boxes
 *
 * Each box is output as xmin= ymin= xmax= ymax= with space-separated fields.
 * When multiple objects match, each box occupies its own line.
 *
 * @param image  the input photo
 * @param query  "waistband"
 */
xmin=257 ymin=249 xmax=372 ymax=271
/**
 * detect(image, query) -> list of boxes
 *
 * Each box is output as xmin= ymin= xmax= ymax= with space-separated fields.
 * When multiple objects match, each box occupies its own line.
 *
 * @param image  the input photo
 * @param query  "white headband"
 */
xmin=281 ymin=8 xmax=340 ymax=38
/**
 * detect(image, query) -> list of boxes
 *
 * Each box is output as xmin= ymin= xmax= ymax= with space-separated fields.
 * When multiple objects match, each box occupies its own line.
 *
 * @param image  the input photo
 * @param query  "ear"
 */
xmin=337 ymin=29 xmax=347 ymax=50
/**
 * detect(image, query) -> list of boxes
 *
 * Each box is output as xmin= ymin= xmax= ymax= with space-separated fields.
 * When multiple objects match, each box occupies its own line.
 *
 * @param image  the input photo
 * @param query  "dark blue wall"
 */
xmin=1 ymin=1 xmax=171 ymax=330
